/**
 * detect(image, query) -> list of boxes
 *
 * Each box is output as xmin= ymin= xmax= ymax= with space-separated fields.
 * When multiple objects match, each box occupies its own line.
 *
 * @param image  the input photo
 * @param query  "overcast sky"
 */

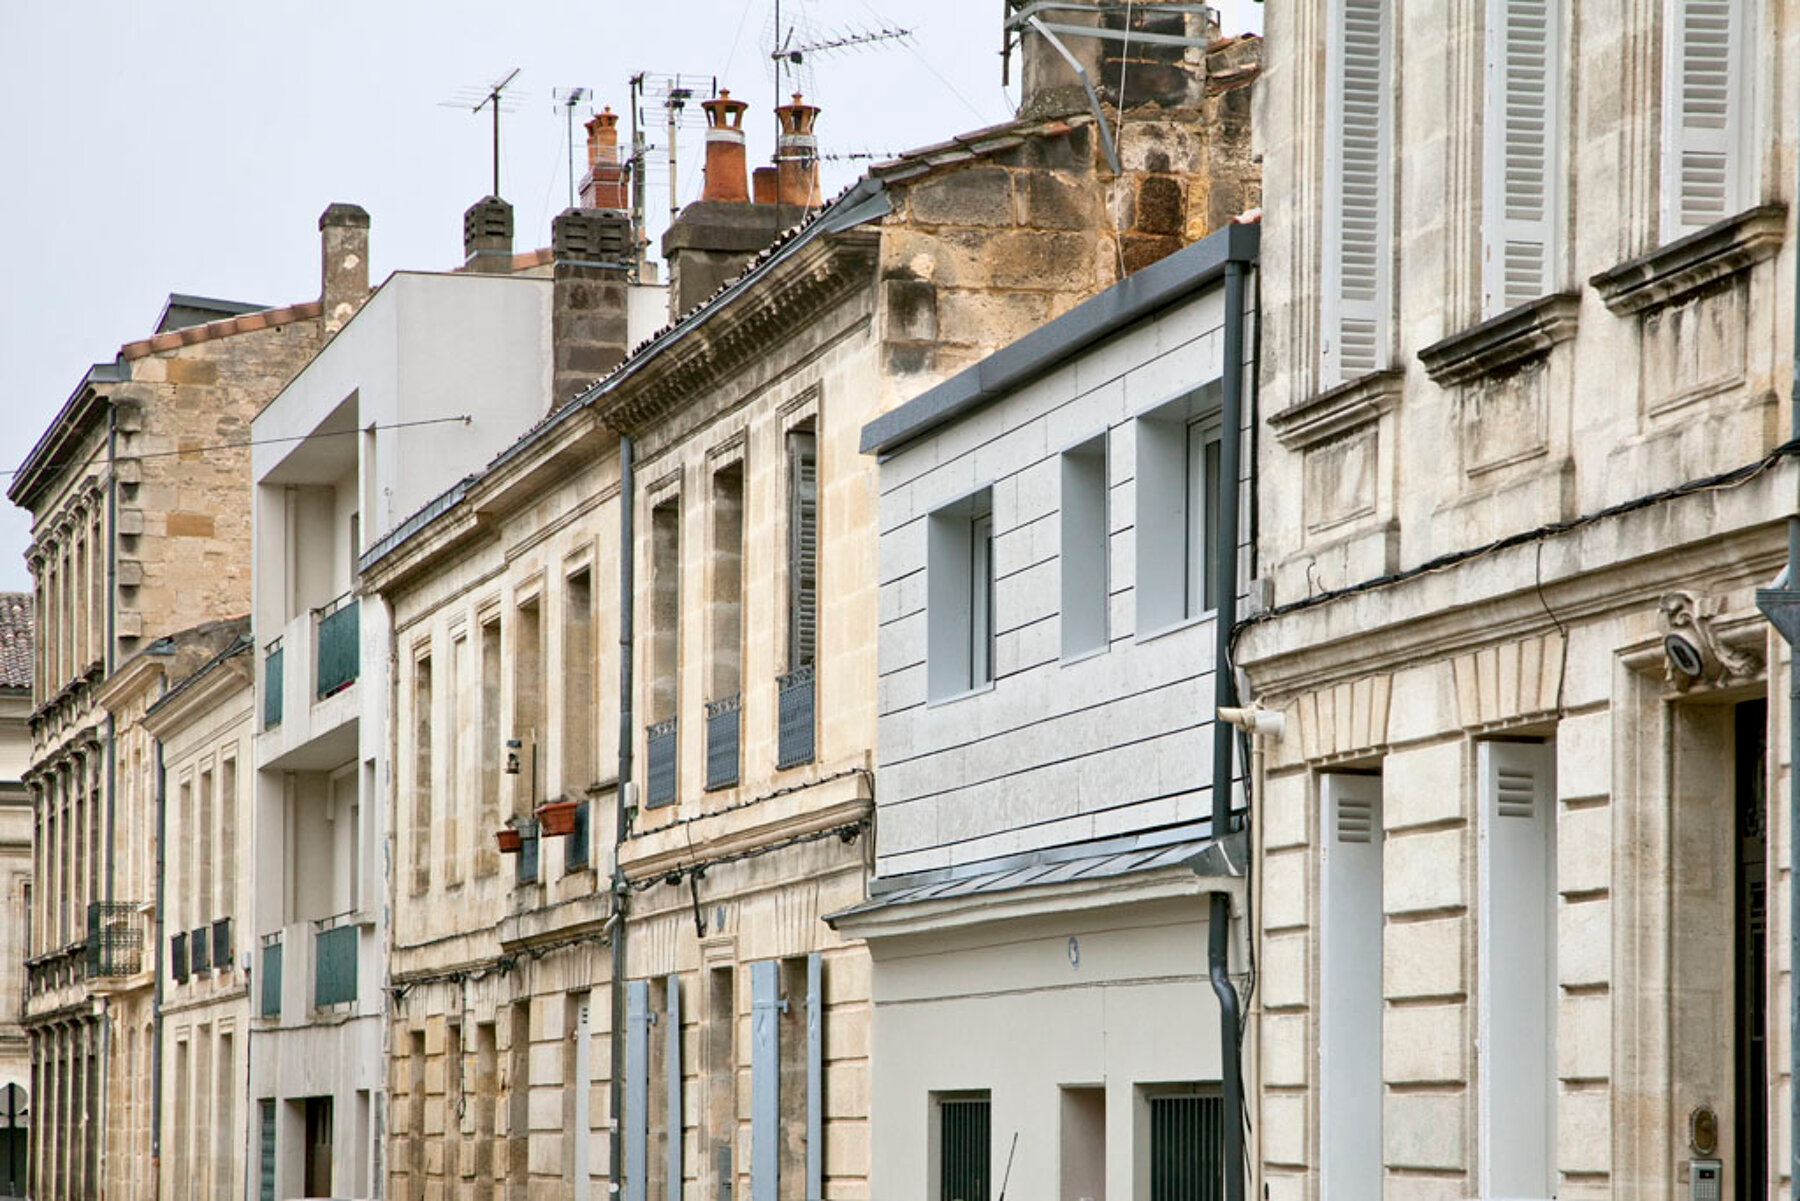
xmin=0 ymin=0 xmax=1262 ymax=595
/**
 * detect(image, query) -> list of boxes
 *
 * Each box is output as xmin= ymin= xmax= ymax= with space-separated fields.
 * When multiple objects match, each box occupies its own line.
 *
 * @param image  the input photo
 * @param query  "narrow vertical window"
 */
xmin=1319 ymin=772 xmax=1383 ymax=1200
xmin=707 ymin=465 xmax=744 ymax=791
xmin=1482 ymin=0 xmax=1561 ymax=315
xmin=1322 ymin=0 xmax=1392 ymax=384
xmin=1662 ymin=0 xmax=1750 ymax=238
xmin=513 ymin=598 xmax=542 ymax=821
xmin=786 ymin=427 xmax=818 ymax=672
xmin=197 ymin=766 xmax=214 ymax=925
xmin=926 ymin=488 xmax=996 ymax=701
xmin=934 ymin=1092 xmax=990 ymax=1201
xmin=411 ymin=652 xmax=433 ymax=896
xmin=478 ymin=615 xmax=502 ymax=875
xmin=1184 ymin=418 xmax=1222 ymax=619
xmin=646 ymin=497 xmax=681 ymax=809
xmin=563 ymin=569 xmax=595 ymax=792
xmin=1060 ymin=436 xmax=1109 ymax=659
xmin=218 ymin=756 xmax=237 ymax=919
xmin=1477 ymin=739 xmax=1556 ymax=1196
xmin=969 ymin=505 xmax=995 ymax=688
xmin=446 ymin=633 xmax=469 ymax=886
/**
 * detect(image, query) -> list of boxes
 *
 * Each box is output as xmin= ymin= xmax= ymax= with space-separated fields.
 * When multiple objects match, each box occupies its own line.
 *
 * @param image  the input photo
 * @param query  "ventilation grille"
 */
xmin=1336 ymin=796 xmax=1376 ymax=843
xmin=1496 ymin=767 xmax=1536 ymax=818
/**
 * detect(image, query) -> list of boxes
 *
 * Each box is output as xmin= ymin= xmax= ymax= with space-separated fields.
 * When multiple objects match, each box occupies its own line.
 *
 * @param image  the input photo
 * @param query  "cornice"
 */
xmin=620 ymin=773 xmax=873 ymax=883
xmin=1268 ymin=369 xmax=1404 ymax=450
xmin=1590 ymin=203 xmax=1788 ymax=316
xmin=1417 ymin=293 xmax=1581 ymax=387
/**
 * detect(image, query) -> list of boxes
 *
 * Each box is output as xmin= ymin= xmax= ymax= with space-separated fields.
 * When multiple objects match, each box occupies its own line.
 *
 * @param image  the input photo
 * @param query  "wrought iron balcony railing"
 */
xmin=263 ymin=638 xmax=283 ymax=728
xmin=776 ymin=665 xmax=816 ymax=770
xmin=646 ymin=717 xmax=678 ymax=808
xmin=705 ymin=694 xmax=741 ymax=791
xmin=85 ymin=902 xmax=144 ymax=979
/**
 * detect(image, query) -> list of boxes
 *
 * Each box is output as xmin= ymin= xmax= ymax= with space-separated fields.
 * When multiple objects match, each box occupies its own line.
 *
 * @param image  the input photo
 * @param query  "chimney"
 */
xmin=463 ymin=196 xmax=515 ymax=274
xmin=774 ymin=93 xmax=822 ymax=210
xmin=1018 ymin=1 xmax=1216 ymax=118
xmin=700 ymin=90 xmax=750 ymax=203
xmin=752 ymin=167 xmax=777 ymax=205
xmin=579 ymin=108 xmax=629 ymax=211
xmin=550 ymin=207 xmax=633 ymax=406
xmin=318 ymin=203 xmax=370 ymax=334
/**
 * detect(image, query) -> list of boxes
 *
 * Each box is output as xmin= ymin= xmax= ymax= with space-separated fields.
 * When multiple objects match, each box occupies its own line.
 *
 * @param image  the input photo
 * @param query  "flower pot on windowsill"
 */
xmin=495 ymin=828 xmax=523 ymax=854
xmin=536 ymin=800 xmax=580 ymax=837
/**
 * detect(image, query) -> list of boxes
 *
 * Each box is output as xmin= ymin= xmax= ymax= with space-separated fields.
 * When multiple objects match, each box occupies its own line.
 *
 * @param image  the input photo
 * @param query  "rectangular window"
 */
xmin=478 ymin=614 xmax=502 ymax=876
xmin=933 ymin=1092 xmax=990 ymax=1201
xmin=786 ymin=426 xmax=818 ymax=672
xmin=218 ymin=755 xmax=238 ymax=919
xmin=1477 ymin=739 xmax=1556 ymax=1197
xmin=1184 ymin=418 xmax=1222 ymax=620
xmin=1060 ymin=437 xmax=1110 ymax=659
xmin=1135 ymin=392 xmax=1223 ymax=635
xmin=446 ymin=633 xmax=469 ymax=886
xmin=1661 ymin=0 xmax=1751 ymax=239
xmin=1145 ymin=1090 xmax=1224 ymax=1200
xmin=1322 ymin=0 xmax=1392 ymax=384
xmin=513 ymin=597 xmax=542 ymax=820
xmin=563 ymin=569 xmax=595 ymax=793
xmin=1319 ymin=772 xmax=1383 ymax=1199
xmin=411 ymin=652 xmax=433 ymax=896
xmin=1482 ymin=0 xmax=1561 ymax=316
xmin=198 ymin=767 xmax=215 ymax=925
xmin=926 ymin=489 xmax=995 ymax=701
xmin=647 ymin=496 xmax=681 ymax=809
xmin=705 ymin=966 xmax=735 ymax=1199
xmin=708 ymin=464 xmax=744 ymax=791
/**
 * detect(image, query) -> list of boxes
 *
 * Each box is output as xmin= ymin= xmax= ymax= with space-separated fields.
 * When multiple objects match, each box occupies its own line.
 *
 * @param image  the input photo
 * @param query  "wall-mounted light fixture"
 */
xmin=504 ymin=739 xmax=523 ymax=775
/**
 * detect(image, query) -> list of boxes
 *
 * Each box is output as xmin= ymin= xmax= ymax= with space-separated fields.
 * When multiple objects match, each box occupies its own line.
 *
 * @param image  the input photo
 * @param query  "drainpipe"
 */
xmin=106 ymin=402 xmax=116 ymax=677
xmin=150 ymin=737 xmax=166 ymax=1201
xmin=1207 ymin=255 xmax=1249 ymax=1201
xmin=609 ymin=434 xmax=635 ymax=1196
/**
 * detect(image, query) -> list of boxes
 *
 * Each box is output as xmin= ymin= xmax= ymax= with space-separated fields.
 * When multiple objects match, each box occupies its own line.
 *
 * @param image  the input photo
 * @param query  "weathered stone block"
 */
xmin=1385 ymin=827 xmax=1466 ymax=914
xmin=1383 ymin=1003 xmax=1466 ymax=1083
xmin=1384 ymin=915 xmax=1466 ymax=1000
xmin=1384 ymin=1090 xmax=1466 ymax=1169
xmin=906 ymin=167 xmax=1015 ymax=228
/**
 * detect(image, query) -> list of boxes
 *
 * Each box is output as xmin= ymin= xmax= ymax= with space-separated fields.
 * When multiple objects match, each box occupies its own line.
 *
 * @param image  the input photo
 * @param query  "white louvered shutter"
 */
xmin=1482 ymin=0 xmax=1560 ymax=316
xmin=1663 ymin=0 xmax=1744 ymax=237
xmin=787 ymin=430 xmax=818 ymax=670
xmin=1322 ymin=0 xmax=1391 ymax=385
xmin=1319 ymin=772 xmax=1383 ymax=1201
xmin=1477 ymin=740 xmax=1555 ymax=1200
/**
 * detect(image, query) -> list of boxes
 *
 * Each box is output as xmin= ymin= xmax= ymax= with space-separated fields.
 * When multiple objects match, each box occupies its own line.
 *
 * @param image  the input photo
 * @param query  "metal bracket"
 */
xmin=1758 ymin=588 xmax=1800 ymax=646
xmin=1026 ymin=15 xmax=1122 ymax=174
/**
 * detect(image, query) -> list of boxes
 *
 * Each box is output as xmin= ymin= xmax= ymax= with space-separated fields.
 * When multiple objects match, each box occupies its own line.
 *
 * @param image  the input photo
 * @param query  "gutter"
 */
xmin=608 ymin=435 xmax=635 ymax=1197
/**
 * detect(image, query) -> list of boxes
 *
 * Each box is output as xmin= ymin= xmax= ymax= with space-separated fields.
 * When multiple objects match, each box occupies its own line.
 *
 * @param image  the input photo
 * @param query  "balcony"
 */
xmin=646 ymin=718 xmax=678 ymax=808
xmin=705 ymin=695 xmax=741 ymax=791
xmin=263 ymin=638 xmax=284 ymax=728
xmin=85 ymin=902 xmax=144 ymax=979
xmin=777 ymin=665 xmax=816 ymax=769
xmin=315 ymin=594 xmax=360 ymax=698
xmin=312 ymin=913 xmax=358 ymax=1009
xmin=260 ymin=931 xmax=282 ymax=1018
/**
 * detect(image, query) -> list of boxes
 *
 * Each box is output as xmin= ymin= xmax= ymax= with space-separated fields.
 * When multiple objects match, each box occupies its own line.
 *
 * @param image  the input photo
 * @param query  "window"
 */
xmin=513 ymin=596 xmax=542 ymax=820
xmin=1135 ymin=392 xmax=1224 ymax=635
xmin=1060 ymin=437 xmax=1109 ymax=659
xmin=1319 ymin=772 xmax=1383 ymax=1199
xmin=411 ymin=652 xmax=433 ymax=896
xmin=1476 ymin=739 xmax=1555 ymax=1197
xmin=1661 ymin=0 xmax=1751 ymax=239
xmin=218 ymin=756 xmax=237 ymax=919
xmin=647 ymin=496 xmax=681 ymax=809
xmin=933 ymin=1092 xmax=990 ymax=1201
xmin=478 ymin=614 xmax=502 ymax=876
xmin=1144 ymin=1089 xmax=1224 ymax=1201
xmin=1322 ymin=0 xmax=1392 ymax=385
xmin=708 ymin=464 xmax=745 ymax=790
xmin=563 ymin=569 xmax=595 ymax=794
xmin=926 ymin=489 xmax=995 ymax=701
xmin=1482 ymin=0 xmax=1561 ymax=316
xmin=1059 ymin=1087 xmax=1105 ymax=1200
xmin=786 ymin=426 xmax=818 ymax=672
xmin=446 ymin=633 xmax=469 ymax=887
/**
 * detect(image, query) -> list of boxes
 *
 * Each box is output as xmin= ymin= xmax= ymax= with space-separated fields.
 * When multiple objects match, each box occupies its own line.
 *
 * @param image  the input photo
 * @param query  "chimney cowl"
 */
xmin=699 ymin=89 xmax=751 ymax=204
xmin=773 ymin=92 xmax=822 ymax=210
xmin=580 ymin=105 xmax=629 ymax=211
xmin=463 ymin=195 xmax=515 ymax=273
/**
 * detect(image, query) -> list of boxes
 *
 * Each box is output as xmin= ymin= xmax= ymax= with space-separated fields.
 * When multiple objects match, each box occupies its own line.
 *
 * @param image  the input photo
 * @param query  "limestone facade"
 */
xmin=1243 ymin=2 xmax=1799 ymax=1198
xmin=0 ymin=594 xmax=32 ymax=1199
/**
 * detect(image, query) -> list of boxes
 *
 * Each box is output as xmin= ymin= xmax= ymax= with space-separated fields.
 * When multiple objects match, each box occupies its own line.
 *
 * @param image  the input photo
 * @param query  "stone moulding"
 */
xmin=1268 ymin=368 xmax=1404 ymax=450
xmin=1416 ymin=293 xmax=1581 ymax=388
xmin=1589 ymin=203 xmax=1788 ymax=317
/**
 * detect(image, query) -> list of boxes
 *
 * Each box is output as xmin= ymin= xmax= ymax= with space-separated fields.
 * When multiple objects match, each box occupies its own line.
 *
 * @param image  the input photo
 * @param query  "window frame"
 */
xmin=925 ymin=487 xmax=997 ymax=704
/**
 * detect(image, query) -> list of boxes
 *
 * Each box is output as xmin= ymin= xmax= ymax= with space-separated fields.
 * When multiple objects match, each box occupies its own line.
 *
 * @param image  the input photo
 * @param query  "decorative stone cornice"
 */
xmin=1590 ymin=203 xmax=1788 ymax=316
xmin=1268 ymin=370 xmax=1404 ymax=450
xmin=1417 ymin=293 xmax=1581 ymax=388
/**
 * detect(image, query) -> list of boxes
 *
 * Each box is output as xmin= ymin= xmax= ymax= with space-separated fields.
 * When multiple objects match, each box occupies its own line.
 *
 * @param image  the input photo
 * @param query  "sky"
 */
xmin=0 ymin=0 xmax=1262 ymax=594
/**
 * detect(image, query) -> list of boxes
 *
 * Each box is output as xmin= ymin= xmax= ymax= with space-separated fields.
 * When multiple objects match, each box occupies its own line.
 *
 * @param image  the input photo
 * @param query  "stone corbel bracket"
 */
xmin=1590 ymin=203 xmax=1788 ymax=317
xmin=1658 ymin=590 xmax=1762 ymax=690
xmin=1416 ymin=293 xmax=1581 ymax=388
xmin=1268 ymin=369 xmax=1404 ymax=450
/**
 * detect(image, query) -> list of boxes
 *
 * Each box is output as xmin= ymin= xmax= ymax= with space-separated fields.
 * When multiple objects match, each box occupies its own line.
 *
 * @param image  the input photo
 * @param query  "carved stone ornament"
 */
xmin=1658 ymin=591 xmax=1761 ymax=689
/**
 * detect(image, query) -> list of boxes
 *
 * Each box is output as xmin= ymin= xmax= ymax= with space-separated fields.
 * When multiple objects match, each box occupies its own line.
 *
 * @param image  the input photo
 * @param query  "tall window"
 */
xmin=1477 ymin=739 xmax=1556 ymax=1197
xmin=1661 ymin=0 xmax=1751 ymax=239
xmin=646 ymin=496 xmax=681 ymax=809
xmin=934 ymin=1092 xmax=990 ymax=1201
xmin=926 ymin=489 xmax=995 ymax=701
xmin=1060 ymin=436 xmax=1109 ymax=660
xmin=786 ymin=427 xmax=819 ymax=672
xmin=1322 ymin=0 xmax=1392 ymax=385
xmin=1184 ymin=418 xmax=1222 ymax=620
xmin=707 ymin=464 xmax=745 ymax=791
xmin=446 ymin=633 xmax=469 ymax=887
xmin=218 ymin=755 xmax=237 ymax=918
xmin=478 ymin=614 xmax=502 ymax=875
xmin=1136 ymin=394 xmax=1223 ymax=635
xmin=563 ymin=569 xmax=594 ymax=791
xmin=1319 ymin=772 xmax=1383 ymax=1199
xmin=1482 ymin=0 xmax=1561 ymax=316
xmin=412 ymin=651 xmax=433 ymax=896
xmin=513 ymin=597 xmax=542 ymax=820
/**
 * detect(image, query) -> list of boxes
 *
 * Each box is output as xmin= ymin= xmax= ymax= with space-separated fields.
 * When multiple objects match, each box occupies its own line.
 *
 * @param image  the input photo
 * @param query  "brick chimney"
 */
xmin=319 ymin=203 xmax=370 ymax=335
xmin=700 ymin=90 xmax=750 ymax=203
xmin=579 ymin=108 xmax=628 ymax=211
xmin=463 ymin=196 xmax=514 ymax=274
xmin=550 ymin=207 xmax=633 ymax=406
xmin=774 ymin=93 xmax=822 ymax=210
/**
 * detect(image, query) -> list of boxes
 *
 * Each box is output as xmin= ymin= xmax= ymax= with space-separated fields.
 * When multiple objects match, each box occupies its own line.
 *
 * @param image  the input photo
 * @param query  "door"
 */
xmin=304 ymin=1096 xmax=333 ymax=1199
xmin=0 ymin=1083 xmax=25 ymax=1199
xmin=1734 ymin=700 xmax=1767 ymax=1199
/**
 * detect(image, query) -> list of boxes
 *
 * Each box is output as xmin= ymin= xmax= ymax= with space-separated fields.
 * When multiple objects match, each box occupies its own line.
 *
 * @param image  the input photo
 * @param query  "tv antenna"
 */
xmin=554 ymin=87 xmax=592 ymax=210
xmin=441 ymin=68 xmax=522 ymax=198
xmin=767 ymin=2 xmax=909 ymax=160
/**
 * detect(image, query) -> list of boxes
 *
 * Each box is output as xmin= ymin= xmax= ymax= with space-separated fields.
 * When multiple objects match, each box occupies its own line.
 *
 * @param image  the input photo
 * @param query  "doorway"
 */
xmin=1734 ymin=699 xmax=1767 ymax=1198
xmin=303 ymin=1095 xmax=333 ymax=1199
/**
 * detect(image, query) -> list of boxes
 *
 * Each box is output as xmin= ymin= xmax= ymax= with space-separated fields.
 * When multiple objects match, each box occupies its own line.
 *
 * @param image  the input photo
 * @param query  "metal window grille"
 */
xmin=938 ymin=1095 xmax=991 ymax=1201
xmin=705 ymin=695 xmax=741 ymax=791
xmin=213 ymin=917 xmax=233 ymax=970
xmin=170 ymin=932 xmax=189 ymax=983
xmin=517 ymin=818 xmax=540 ymax=885
xmin=260 ymin=933 xmax=282 ymax=1018
xmin=263 ymin=640 xmax=284 ymax=728
xmin=315 ymin=594 xmax=360 ymax=698
xmin=566 ymin=800 xmax=590 ymax=871
xmin=189 ymin=926 xmax=211 ymax=974
xmin=85 ymin=902 xmax=144 ymax=978
xmin=312 ymin=917 xmax=358 ymax=1009
xmin=1149 ymin=1092 xmax=1224 ymax=1201
xmin=646 ymin=718 xmax=678 ymax=808
xmin=776 ymin=666 xmax=815 ymax=769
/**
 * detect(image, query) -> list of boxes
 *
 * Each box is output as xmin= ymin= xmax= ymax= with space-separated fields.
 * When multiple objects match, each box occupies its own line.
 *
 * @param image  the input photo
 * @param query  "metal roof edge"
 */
xmin=859 ymin=220 xmax=1259 ymax=457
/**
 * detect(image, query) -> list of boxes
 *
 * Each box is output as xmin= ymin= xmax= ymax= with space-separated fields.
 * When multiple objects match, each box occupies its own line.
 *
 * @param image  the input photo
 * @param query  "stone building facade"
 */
xmin=1243 ymin=2 xmax=1798 ymax=1198
xmin=360 ymin=18 xmax=1258 ymax=1200
xmin=0 ymin=594 xmax=33 ymax=1199
xmin=8 ymin=205 xmax=350 ymax=1201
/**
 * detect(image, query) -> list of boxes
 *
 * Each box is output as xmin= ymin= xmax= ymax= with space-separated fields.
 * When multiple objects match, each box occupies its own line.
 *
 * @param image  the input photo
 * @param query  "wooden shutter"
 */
xmin=625 ymin=981 xmax=649 ymax=1201
xmin=1663 ymin=0 xmax=1743 ymax=236
xmin=1323 ymin=0 xmax=1391 ymax=384
xmin=666 ymin=976 xmax=683 ymax=1199
xmin=1319 ymin=772 xmax=1383 ymax=1201
xmin=787 ymin=431 xmax=818 ymax=671
xmin=750 ymin=961 xmax=781 ymax=1201
xmin=1477 ymin=740 xmax=1555 ymax=1199
xmin=805 ymin=953 xmax=823 ymax=1201
xmin=1483 ymin=0 xmax=1559 ymax=315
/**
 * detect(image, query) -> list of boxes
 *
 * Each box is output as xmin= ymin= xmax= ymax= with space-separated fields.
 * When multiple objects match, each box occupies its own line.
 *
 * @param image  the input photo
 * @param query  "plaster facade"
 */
xmin=1243 ymin=2 xmax=1800 ymax=1198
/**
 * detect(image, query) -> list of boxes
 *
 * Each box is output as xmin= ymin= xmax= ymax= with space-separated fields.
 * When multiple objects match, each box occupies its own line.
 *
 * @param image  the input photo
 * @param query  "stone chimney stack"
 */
xmin=550 ymin=208 xmax=633 ymax=406
xmin=319 ymin=203 xmax=370 ymax=335
xmin=463 ymin=196 xmax=515 ymax=274
xmin=579 ymin=108 xmax=629 ymax=211
xmin=774 ymin=93 xmax=822 ymax=210
xmin=700 ymin=91 xmax=750 ymax=204
xmin=1018 ymin=0 xmax=1217 ymax=118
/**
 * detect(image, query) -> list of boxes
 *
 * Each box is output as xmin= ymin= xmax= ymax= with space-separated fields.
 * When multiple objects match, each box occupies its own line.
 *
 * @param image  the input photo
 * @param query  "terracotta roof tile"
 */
xmin=119 ymin=300 xmax=322 ymax=362
xmin=0 ymin=593 xmax=33 ymax=690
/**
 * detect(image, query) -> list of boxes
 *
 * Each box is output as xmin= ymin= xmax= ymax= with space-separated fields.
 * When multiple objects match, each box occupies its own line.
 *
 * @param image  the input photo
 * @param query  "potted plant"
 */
xmin=536 ymin=799 xmax=580 ymax=836
xmin=495 ymin=826 xmax=523 ymax=854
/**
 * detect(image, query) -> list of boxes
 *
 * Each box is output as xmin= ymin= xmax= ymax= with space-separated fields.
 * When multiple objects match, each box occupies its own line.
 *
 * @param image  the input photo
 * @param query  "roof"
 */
xmin=860 ymin=218 xmax=1259 ymax=457
xmin=120 ymin=300 xmax=321 ymax=362
xmin=144 ymin=626 xmax=252 ymax=719
xmin=0 ymin=594 xmax=32 ymax=691
xmin=156 ymin=294 xmax=268 ymax=333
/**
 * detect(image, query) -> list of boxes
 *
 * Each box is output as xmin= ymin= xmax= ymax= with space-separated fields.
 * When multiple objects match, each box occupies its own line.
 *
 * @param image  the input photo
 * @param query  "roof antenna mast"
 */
xmin=476 ymin=68 xmax=522 ymax=197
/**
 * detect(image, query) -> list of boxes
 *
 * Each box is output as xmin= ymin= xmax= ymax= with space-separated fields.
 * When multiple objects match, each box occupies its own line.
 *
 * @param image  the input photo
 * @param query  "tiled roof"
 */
xmin=118 ymin=300 xmax=322 ymax=361
xmin=0 ymin=594 xmax=33 ymax=690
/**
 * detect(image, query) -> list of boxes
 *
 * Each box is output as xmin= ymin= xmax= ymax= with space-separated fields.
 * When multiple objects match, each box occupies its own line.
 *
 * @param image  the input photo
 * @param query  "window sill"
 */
xmin=1589 ymin=203 xmax=1787 ymax=316
xmin=1060 ymin=643 xmax=1109 ymax=668
xmin=1135 ymin=610 xmax=1216 ymax=646
xmin=1267 ymin=369 xmax=1404 ymax=450
xmin=926 ymin=681 xmax=995 ymax=708
xmin=1416 ymin=293 xmax=1580 ymax=388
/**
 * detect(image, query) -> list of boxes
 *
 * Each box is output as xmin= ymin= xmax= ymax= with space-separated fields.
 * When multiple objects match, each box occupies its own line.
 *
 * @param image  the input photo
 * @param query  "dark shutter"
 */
xmin=787 ymin=431 xmax=818 ymax=671
xmin=1149 ymin=1093 xmax=1224 ymax=1201
xmin=938 ymin=1096 xmax=990 ymax=1201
